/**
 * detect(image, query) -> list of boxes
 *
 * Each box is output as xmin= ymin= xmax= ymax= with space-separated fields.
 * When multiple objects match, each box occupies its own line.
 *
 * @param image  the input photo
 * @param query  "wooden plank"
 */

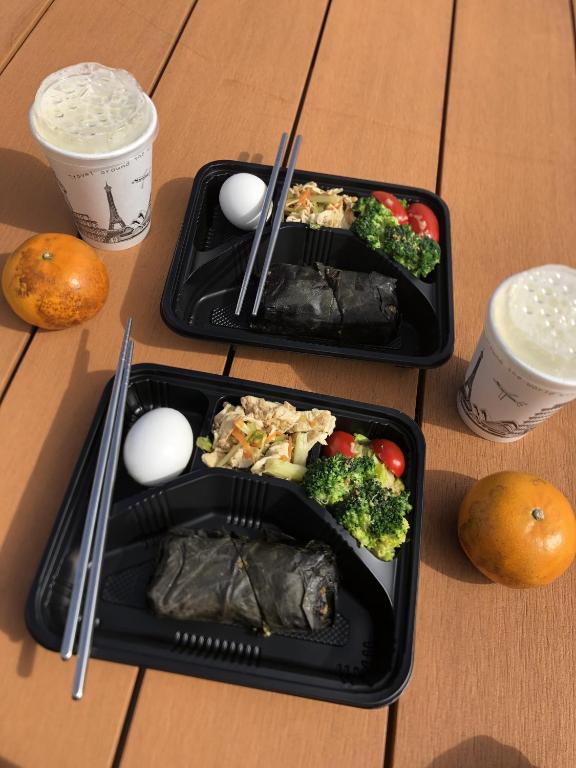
xmin=230 ymin=348 xmax=419 ymax=415
xmin=0 ymin=0 xmax=53 ymax=73
xmin=110 ymin=1 xmax=410 ymax=767
xmin=292 ymin=0 xmax=452 ymax=189
xmin=0 ymin=0 xmax=194 ymax=394
xmin=233 ymin=0 xmax=453 ymax=414
xmin=225 ymin=0 xmax=453 ymax=763
xmin=123 ymin=674 xmax=387 ymax=768
xmin=0 ymin=0 xmax=333 ymax=766
xmin=125 ymin=1 xmax=452 ymax=767
xmin=0 ymin=1 xmax=222 ymax=766
xmin=392 ymin=2 xmax=576 ymax=767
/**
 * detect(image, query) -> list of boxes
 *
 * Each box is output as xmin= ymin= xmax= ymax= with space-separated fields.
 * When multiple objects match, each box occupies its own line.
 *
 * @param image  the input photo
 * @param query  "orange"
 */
xmin=458 ymin=471 xmax=576 ymax=588
xmin=2 ymin=233 xmax=109 ymax=330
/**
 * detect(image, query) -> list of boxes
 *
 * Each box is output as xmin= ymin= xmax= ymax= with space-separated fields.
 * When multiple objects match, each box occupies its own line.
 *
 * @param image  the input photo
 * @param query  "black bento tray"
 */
xmin=26 ymin=364 xmax=425 ymax=708
xmin=161 ymin=160 xmax=454 ymax=367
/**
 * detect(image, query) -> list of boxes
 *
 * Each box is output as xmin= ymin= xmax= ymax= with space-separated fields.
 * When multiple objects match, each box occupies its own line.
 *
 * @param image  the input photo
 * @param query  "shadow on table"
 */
xmin=0 ymin=330 xmax=110 ymax=678
xmin=119 ymin=175 xmax=227 ymax=364
xmin=0 ymin=149 xmax=72 ymax=234
xmin=237 ymin=151 xmax=263 ymax=164
xmin=419 ymin=470 xmax=492 ymax=585
xmin=420 ymin=355 xmax=474 ymax=438
xmin=0 ymin=149 xmax=75 ymax=334
xmin=0 ymin=756 xmax=24 ymax=768
xmin=426 ymin=736 xmax=539 ymax=767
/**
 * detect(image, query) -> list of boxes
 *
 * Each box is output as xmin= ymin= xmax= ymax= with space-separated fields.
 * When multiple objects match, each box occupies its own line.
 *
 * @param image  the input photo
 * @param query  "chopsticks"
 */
xmin=234 ymin=133 xmax=302 ymax=317
xmin=234 ymin=133 xmax=287 ymax=316
xmin=60 ymin=319 xmax=134 ymax=700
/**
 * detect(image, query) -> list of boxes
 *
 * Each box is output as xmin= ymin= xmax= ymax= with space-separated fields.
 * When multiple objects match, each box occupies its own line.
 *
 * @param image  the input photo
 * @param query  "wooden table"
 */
xmin=0 ymin=1 xmax=574 ymax=766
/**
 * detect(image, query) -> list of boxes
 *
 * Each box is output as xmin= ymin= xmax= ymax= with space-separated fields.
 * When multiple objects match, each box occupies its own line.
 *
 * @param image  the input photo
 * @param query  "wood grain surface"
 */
xmin=2 ymin=0 xmax=574 ymax=766
xmin=0 ymin=1 xmax=214 ymax=767
xmin=123 ymin=674 xmax=387 ymax=768
xmin=293 ymin=0 xmax=452 ymax=189
xmin=392 ymin=2 xmax=576 ymax=767
xmin=0 ymin=0 xmax=195 ymax=394
xmin=0 ymin=0 xmax=333 ymax=766
xmin=121 ymin=2 xmax=451 ymax=767
xmin=0 ymin=0 xmax=53 ymax=74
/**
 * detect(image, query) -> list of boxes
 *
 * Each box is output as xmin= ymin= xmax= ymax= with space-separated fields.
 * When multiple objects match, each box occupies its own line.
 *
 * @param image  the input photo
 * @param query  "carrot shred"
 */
xmin=232 ymin=426 xmax=254 ymax=458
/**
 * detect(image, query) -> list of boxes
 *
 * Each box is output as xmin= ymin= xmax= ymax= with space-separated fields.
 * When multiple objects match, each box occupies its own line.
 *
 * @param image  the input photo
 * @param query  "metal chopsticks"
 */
xmin=234 ymin=132 xmax=288 ymax=316
xmin=60 ymin=320 xmax=134 ymax=700
xmin=251 ymin=134 xmax=302 ymax=317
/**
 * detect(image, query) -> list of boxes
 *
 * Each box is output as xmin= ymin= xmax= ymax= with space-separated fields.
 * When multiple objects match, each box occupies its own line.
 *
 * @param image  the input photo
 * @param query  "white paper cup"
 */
xmin=457 ymin=267 xmax=576 ymax=442
xmin=29 ymin=96 xmax=158 ymax=251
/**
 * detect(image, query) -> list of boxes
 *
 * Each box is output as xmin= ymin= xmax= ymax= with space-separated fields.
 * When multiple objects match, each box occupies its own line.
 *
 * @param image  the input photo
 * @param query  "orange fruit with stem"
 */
xmin=2 ymin=233 xmax=109 ymax=330
xmin=458 ymin=471 xmax=576 ymax=588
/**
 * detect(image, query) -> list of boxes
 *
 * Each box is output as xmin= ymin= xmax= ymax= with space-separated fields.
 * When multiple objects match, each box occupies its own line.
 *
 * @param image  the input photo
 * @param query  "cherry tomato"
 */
xmin=407 ymin=203 xmax=439 ymax=242
xmin=323 ymin=430 xmax=356 ymax=458
xmin=371 ymin=191 xmax=409 ymax=224
xmin=371 ymin=439 xmax=405 ymax=477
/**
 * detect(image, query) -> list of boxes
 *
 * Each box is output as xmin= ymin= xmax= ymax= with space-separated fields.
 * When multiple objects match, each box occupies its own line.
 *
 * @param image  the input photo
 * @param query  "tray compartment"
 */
xmin=42 ymin=472 xmax=395 ymax=693
xmin=189 ymin=163 xmax=262 ymax=253
xmin=26 ymin=364 xmax=424 ymax=707
xmin=116 ymin=378 xmax=212 ymax=500
xmin=162 ymin=160 xmax=454 ymax=367
xmin=178 ymin=226 xmax=439 ymax=358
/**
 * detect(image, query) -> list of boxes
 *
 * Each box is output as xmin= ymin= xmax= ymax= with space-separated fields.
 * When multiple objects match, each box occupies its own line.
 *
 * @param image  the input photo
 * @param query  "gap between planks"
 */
xmin=0 ymin=0 xmax=55 ymax=76
xmin=385 ymin=1 xmax=458 ymax=766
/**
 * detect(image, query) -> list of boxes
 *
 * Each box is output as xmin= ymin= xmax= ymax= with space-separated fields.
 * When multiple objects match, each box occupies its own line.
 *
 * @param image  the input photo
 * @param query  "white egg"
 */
xmin=123 ymin=407 xmax=193 ymax=487
xmin=218 ymin=172 xmax=273 ymax=230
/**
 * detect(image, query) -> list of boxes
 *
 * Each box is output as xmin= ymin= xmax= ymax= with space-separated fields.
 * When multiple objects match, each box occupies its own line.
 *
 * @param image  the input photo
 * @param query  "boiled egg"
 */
xmin=219 ymin=172 xmax=273 ymax=230
xmin=123 ymin=407 xmax=193 ymax=486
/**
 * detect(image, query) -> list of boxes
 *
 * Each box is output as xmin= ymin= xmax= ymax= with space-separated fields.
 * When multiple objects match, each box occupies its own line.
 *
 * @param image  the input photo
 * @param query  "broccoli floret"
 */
xmin=346 ymin=455 xmax=378 ymax=485
xmin=304 ymin=455 xmax=412 ymax=561
xmin=379 ymin=224 xmax=440 ymax=278
xmin=337 ymin=479 xmax=411 ymax=561
xmin=303 ymin=454 xmax=352 ymax=506
xmin=303 ymin=454 xmax=375 ymax=507
xmin=351 ymin=196 xmax=398 ymax=250
xmin=352 ymin=196 xmax=441 ymax=278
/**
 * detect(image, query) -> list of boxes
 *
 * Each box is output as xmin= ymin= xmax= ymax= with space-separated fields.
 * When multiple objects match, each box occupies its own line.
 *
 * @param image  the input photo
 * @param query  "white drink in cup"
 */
xmin=29 ymin=62 xmax=158 ymax=251
xmin=457 ymin=264 xmax=576 ymax=442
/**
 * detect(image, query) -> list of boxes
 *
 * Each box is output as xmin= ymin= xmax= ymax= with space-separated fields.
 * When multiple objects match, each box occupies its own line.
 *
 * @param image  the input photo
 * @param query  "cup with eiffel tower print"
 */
xmin=29 ymin=63 xmax=158 ymax=251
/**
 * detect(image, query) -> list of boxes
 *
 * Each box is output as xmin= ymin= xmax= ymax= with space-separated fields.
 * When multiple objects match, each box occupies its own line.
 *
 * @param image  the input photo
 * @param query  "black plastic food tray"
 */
xmin=161 ymin=160 xmax=454 ymax=367
xmin=26 ymin=364 xmax=425 ymax=708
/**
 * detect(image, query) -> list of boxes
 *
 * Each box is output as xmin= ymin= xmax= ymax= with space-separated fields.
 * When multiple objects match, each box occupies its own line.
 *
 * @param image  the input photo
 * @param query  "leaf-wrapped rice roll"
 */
xmin=253 ymin=262 xmax=340 ymax=339
xmin=148 ymin=529 xmax=337 ymax=634
xmin=253 ymin=262 xmax=399 ymax=344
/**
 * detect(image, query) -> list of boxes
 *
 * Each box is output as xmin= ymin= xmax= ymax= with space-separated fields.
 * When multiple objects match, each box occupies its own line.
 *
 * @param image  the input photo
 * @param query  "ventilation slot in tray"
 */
xmin=227 ymin=475 xmax=267 ymax=525
xmin=172 ymin=632 xmax=261 ymax=664
xmin=129 ymin=492 xmax=173 ymax=538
